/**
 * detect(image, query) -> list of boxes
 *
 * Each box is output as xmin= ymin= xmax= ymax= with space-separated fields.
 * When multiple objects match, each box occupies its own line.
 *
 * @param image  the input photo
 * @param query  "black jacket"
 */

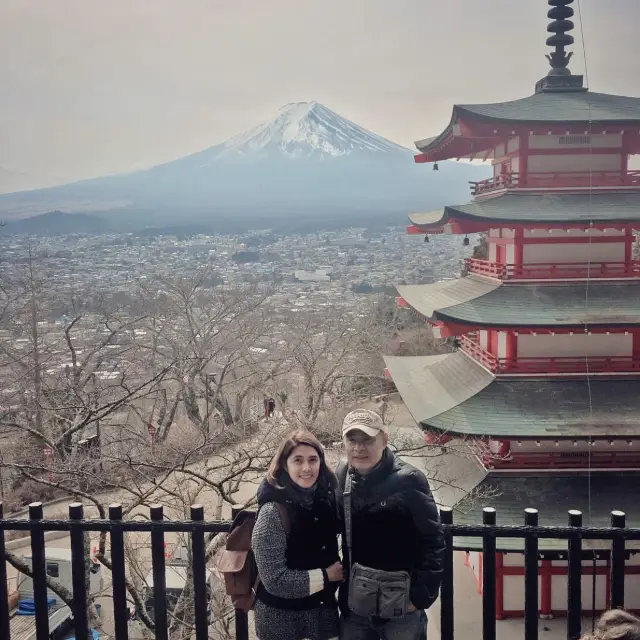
xmin=255 ymin=478 xmax=340 ymax=610
xmin=336 ymin=449 xmax=444 ymax=611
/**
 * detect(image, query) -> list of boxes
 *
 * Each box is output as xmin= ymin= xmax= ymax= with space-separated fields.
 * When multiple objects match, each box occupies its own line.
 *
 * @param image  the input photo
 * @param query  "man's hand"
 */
xmin=326 ymin=561 xmax=345 ymax=582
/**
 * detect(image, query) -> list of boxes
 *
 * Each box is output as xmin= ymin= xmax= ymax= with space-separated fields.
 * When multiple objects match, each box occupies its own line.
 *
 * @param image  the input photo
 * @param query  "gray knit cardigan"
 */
xmin=251 ymin=502 xmax=339 ymax=640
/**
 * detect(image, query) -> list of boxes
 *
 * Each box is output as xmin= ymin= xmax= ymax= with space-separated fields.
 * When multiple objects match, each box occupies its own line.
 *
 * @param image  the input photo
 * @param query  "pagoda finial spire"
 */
xmin=535 ymin=0 xmax=586 ymax=93
xmin=545 ymin=0 xmax=574 ymax=76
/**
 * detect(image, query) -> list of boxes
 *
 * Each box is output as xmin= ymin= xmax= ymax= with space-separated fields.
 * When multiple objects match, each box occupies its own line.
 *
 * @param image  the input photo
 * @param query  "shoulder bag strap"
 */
xmin=343 ymin=471 xmax=353 ymax=570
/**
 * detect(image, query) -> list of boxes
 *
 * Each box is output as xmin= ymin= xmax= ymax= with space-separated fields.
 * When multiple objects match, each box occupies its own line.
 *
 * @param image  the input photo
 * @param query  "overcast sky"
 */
xmin=1 ymin=0 xmax=639 ymax=187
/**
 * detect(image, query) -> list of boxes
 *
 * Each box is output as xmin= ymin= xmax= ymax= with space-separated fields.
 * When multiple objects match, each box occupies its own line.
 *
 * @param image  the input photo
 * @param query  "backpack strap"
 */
xmin=275 ymin=502 xmax=291 ymax=535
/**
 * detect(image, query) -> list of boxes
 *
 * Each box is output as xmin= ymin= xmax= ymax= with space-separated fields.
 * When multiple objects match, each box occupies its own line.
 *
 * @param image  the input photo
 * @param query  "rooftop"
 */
xmin=384 ymin=351 xmax=640 ymax=439
xmin=416 ymin=91 xmax=640 ymax=153
xmin=414 ymin=89 xmax=640 ymax=163
xmin=397 ymin=279 xmax=640 ymax=328
xmin=408 ymin=191 xmax=640 ymax=229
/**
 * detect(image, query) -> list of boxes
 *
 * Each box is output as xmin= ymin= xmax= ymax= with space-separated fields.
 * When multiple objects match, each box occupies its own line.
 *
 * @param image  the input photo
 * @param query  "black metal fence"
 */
xmin=0 ymin=502 xmax=637 ymax=640
xmin=440 ymin=506 xmax=634 ymax=640
xmin=0 ymin=501 xmax=248 ymax=640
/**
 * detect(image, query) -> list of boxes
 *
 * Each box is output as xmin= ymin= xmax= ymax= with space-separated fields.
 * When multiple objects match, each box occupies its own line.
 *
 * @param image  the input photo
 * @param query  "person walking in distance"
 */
xmin=252 ymin=430 xmax=344 ymax=640
xmin=336 ymin=409 xmax=444 ymax=639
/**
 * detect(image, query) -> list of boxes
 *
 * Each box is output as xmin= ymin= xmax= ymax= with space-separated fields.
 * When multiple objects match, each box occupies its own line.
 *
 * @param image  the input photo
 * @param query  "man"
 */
xmin=336 ymin=409 xmax=444 ymax=640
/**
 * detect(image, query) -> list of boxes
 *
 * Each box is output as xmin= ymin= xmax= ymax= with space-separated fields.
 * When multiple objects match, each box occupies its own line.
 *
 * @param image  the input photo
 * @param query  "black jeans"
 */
xmin=340 ymin=610 xmax=427 ymax=640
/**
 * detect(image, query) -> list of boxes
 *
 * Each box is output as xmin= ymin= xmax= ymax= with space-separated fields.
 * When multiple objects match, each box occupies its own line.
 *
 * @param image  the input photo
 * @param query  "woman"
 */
xmin=252 ymin=430 xmax=343 ymax=640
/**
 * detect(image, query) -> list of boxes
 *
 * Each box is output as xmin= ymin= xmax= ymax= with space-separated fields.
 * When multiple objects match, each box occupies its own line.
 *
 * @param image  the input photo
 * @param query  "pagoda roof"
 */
xmin=409 ymin=192 xmax=640 ymax=230
xmin=384 ymin=351 xmax=494 ymax=424
xmin=452 ymin=472 xmax=640 ymax=551
xmin=384 ymin=352 xmax=640 ymax=439
xmin=416 ymin=90 xmax=640 ymax=160
xmin=397 ymin=279 xmax=640 ymax=328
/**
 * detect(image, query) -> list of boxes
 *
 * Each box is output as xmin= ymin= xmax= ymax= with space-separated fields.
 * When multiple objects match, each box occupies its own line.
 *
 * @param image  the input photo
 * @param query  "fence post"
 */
xmin=231 ymin=505 xmax=250 ymax=640
xmin=439 ymin=507 xmax=454 ymax=640
xmin=567 ymin=510 xmax=583 ymax=640
xmin=524 ymin=508 xmax=539 ymax=640
xmin=69 ymin=503 xmax=89 ymax=640
xmin=150 ymin=504 xmax=169 ymax=640
xmin=610 ymin=510 xmax=626 ymax=610
xmin=482 ymin=507 xmax=497 ymax=640
xmin=108 ymin=504 xmax=129 ymax=640
xmin=191 ymin=504 xmax=209 ymax=640
xmin=29 ymin=502 xmax=50 ymax=640
xmin=0 ymin=502 xmax=10 ymax=640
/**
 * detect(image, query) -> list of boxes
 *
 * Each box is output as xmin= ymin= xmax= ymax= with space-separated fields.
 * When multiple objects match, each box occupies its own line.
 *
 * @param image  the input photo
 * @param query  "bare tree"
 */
xmin=0 ymin=248 xmax=172 ymax=474
xmin=276 ymin=299 xmax=393 ymax=427
xmin=132 ymin=269 xmax=291 ymax=443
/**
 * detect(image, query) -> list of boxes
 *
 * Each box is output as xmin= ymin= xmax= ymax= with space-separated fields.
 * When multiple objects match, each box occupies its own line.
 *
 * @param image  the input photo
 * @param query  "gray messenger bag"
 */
xmin=344 ymin=473 xmax=412 ymax=618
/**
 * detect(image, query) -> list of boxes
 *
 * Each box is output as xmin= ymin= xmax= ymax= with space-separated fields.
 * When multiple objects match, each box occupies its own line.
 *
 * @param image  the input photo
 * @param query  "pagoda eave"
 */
xmin=385 ymin=352 xmax=640 ymax=440
xmin=415 ymin=92 xmax=640 ymax=162
xmin=397 ymin=280 xmax=640 ymax=329
xmin=408 ymin=192 xmax=640 ymax=234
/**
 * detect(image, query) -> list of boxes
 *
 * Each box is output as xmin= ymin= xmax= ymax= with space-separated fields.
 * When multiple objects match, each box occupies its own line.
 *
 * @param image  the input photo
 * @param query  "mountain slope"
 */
xmin=0 ymin=102 xmax=489 ymax=229
xmin=0 ymin=211 xmax=110 ymax=235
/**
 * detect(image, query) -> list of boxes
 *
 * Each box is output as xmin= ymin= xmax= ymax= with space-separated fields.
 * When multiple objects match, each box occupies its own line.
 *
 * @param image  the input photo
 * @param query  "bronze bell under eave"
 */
xmin=424 ymin=234 xmax=429 ymax=243
xmin=433 ymin=162 xmax=439 ymax=171
xmin=463 ymin=236 xmax=470 ymax=246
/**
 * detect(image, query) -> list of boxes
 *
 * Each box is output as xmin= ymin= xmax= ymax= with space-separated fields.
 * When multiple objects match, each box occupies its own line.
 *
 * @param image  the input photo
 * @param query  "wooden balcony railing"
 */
xmin=466 ymin=258 xmax=640 ymax=281
xmin=488 ymin=450 xmax=640 ymax=470
xmin=459 ymin=335 xmax=640 ymax=375
xmin=458 ymin=335 xmax=499 ymax=371
xmin=470 ymin=170 xmax=640 ymax=196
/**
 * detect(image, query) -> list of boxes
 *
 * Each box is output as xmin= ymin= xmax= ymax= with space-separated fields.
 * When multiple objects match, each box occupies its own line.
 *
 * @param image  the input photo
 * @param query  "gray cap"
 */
xmin=342 ymin=409 xmax=388 ymax=438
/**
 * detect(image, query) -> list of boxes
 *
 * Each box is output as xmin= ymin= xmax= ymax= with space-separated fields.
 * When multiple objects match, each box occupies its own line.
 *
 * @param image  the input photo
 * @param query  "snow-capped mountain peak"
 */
xmin=218 ymin=101 xmax=408 ymax=158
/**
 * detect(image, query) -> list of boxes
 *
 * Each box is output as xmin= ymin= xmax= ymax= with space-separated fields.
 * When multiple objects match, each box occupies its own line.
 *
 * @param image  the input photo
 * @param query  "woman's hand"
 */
xmin=325 ymin=561 xmax=344 ymax=583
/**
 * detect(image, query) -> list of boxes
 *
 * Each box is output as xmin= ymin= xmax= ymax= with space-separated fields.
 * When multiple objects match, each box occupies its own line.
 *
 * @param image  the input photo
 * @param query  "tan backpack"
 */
xmin=218 ymin=505 xmax=290 ymax=612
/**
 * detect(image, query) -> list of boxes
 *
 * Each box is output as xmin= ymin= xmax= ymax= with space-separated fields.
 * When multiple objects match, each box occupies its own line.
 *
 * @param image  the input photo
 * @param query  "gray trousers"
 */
xmin=340 ymin=610 xmax=427 ymax=640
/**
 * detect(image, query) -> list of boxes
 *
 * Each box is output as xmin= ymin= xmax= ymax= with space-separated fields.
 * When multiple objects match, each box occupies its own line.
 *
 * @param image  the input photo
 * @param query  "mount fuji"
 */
xmin=0 ymin=102 xmax=488 ymax=232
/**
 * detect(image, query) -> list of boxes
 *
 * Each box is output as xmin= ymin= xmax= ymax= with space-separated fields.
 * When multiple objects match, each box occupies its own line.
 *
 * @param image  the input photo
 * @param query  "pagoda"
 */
xmin=384 ymin=0 xmax=640 ymax=620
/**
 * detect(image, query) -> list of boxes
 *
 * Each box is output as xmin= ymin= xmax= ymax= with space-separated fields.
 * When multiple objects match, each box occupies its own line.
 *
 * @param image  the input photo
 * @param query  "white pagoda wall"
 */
xmin=517 ymin=333 xmax=632 ymax=358
xmin=528 ymin=133 xmax=623 ymax=150
xmin=528 ymin=154 xmax=622 ymax=174
xmin=522 ymin=242 xmax=625 ymax=264
xmin=521 ymin=229 xmax=626 ymax=265
xmin=497 ymin=332 xmax=508 ymax=359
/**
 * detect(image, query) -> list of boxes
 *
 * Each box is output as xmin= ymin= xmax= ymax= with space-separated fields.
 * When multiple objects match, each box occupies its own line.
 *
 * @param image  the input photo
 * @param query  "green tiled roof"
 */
xmin=384 ymin=351 xmax=494 ymax=425
xmin=386 ymin=351 xmax=640 ymax=439
xmin=453 ymin=473 xmax=640 ymax=551
xmin=399 ymin=279 xmax=640 ymax=328
xmin=415 ymin=91 xmax=640 ymax=153
xmin=425 ymin=375 xmax=640 ymax=438
xmin=456 ymin=91 xmax=640 ymax=124
xmin=408 ymin=192 xmax=640 ymax=228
